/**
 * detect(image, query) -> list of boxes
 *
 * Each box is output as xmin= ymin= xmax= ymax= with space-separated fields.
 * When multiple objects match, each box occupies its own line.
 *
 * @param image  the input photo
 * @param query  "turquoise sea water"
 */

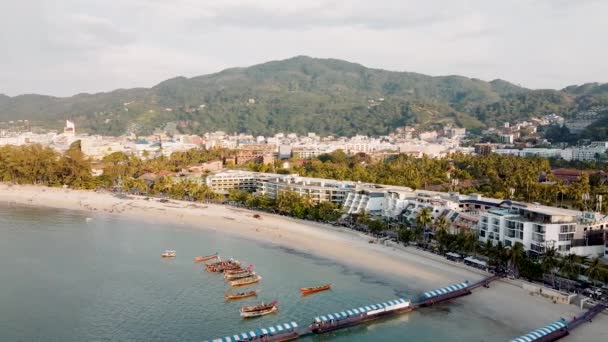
xmin=0 ymin=203 xmax=517 ymax=341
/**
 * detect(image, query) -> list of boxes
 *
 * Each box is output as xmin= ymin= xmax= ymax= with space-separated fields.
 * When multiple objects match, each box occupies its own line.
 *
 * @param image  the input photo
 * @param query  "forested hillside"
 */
xmin=1 ymin=56 xmax=607 ymax=136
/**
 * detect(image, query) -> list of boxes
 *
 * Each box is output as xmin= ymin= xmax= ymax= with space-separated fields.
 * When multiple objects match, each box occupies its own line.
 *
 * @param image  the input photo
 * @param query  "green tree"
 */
xmin=541 ymin=247 xmax=560 ymax=286
xmin=507 ymin=242 xmax=526 ymax=276
xmin=586 ymin=257 xmax=607 ymax=284
xmin=397 ymin=227 xmax=412 ymax=245
xmin=559 ymin=254 xmax=581 ymax=280
xmin=416 ymin=208 xmax=433 ymax=243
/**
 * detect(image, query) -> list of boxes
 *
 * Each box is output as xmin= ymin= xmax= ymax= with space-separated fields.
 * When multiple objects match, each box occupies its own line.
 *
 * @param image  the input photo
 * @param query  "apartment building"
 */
xmin=205 ymin=170 xmax=259 ymax=193
xmin=205 ymin=170 xmax=354 ymax=204
xmin=256 ymin=174 xmax=354 ymax=204
xmin=477 ymin=202 xmax=607 ymax=256
xmin=571 ymin=142 xmax=608 ymax=161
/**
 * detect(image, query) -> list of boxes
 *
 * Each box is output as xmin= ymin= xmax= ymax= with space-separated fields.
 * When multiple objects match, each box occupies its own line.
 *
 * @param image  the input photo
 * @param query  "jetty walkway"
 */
xmin=509 ymin=302 xmax=606 ymax=342
xmin=208 ymin=275 xmax=500 ymax=342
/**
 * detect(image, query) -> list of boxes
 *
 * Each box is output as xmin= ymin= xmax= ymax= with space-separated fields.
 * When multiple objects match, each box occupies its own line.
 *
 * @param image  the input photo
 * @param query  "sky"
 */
xmin=1 ymin=0 xmax=607 ymax=96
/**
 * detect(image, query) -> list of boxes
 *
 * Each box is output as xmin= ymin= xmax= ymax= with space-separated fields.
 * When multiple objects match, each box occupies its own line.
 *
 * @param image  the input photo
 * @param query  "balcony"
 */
xmin=532 ymin=232 xmax=545 ymax=243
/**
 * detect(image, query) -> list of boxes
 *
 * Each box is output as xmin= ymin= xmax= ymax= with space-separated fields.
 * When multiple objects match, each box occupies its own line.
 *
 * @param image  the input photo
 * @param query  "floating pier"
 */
xmin=510 ymin=319 xmax=568 ymax=342
xmin=310 ymin=298 xmax=411 ymax=333
xmin=207 ymin=275 xmax=498 ymax=342
xmin=508 ymin=303 xmax=607 ymax=342
xmin=416 ymin=281 xmax=471 ymax=307
xmin=209 ymin=321 xmax=299 ymax=342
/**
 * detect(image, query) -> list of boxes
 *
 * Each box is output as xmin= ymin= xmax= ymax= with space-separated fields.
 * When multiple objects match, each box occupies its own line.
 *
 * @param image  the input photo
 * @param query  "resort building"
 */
xmin=477 ymin=202 xmax=607 ymax=256
xmin=204 ymin=170 xmax=608 ymax=257
xmin=205 ymin=170 xmax=259 ymax=193
xmin=205 ymin=170 xmax=355 ymax=204
xmin=256 ymin=174 xmax=355 ymax=204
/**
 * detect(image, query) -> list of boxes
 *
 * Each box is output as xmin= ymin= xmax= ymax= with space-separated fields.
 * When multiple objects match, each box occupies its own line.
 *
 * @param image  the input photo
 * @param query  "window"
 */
xmin=560 ymin=225 xmax=575 ymax=233
xmin=480 ymin=231 xmax=486 ymax=237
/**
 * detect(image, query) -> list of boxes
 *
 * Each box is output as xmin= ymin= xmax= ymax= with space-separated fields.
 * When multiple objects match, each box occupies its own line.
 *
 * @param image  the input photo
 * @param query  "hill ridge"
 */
xmin=1 ymin=56 xmax=607 ymax=136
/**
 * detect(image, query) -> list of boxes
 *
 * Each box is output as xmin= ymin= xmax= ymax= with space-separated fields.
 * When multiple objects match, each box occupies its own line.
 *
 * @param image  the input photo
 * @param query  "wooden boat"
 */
xmin=208 ymin=264 xmax=241 ymax=273
xmin=161 ymin=250 xmax=176 ymax=258
xmin=205 ymin=259 xmax=230 ymax=267
xmin=240 ymin=306 xmax=278 ymax=318
xmin=205 ymin=259 xmax=240 ymax=272
xmin=241 ymin=301 xmax=278 ymax=312
xmin=300 ymin=284 xmax=331 ymax=295
xmin=224 ymin=290 xmax=258 ymax=300
xmin=230 ymin=275 xmax=262 ymax=287
xmin=224 ymin=265 xmax=253 ymax=275
xmin=194 ymin=253 xmax=219 ymax=263
xmin=224 ymin=271 xmax=255 ymax=280
xmin=224 ymin=268 xmax=246 ymax=275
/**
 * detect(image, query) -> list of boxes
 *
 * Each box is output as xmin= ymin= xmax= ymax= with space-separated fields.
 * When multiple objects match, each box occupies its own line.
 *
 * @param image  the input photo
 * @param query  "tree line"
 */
xmin=245 ymin=150 xmax=608 ymax=212
xmin=227 ymin=189 xmax=342 ymax=222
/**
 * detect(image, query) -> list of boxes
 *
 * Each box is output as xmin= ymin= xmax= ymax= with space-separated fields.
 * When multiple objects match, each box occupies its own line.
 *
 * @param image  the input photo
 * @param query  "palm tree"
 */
xmin=493 ymin=241 xmax=508 ymax=269
xmin=462 ymin=231 xmax=479 ymax=256
xmin=541 ymin=247 xmax=560 ymax=287
xmin=435 ymin=224 xmax=449 ymax=253
xmin=416 ymin=208 xmax=433 ymax=228
xmin=416 ymin=207 xmax=433 ymax=243
xmin=435 ymin=216 xmax=450 ymax=232
xmin=508 ymin=242 xmax=526 ymax=276
xmin=586 ymin=257 xmax=607 ymax=285
xmin=481 ymin=239 xmax=494 ymax=258
xmin=559 ymin=254 xmax=580 ymax=280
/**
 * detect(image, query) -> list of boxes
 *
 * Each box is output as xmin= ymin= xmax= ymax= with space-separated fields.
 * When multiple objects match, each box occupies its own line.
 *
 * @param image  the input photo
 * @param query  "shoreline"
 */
xmin=1 ymin=184 xmax=606 ymax=341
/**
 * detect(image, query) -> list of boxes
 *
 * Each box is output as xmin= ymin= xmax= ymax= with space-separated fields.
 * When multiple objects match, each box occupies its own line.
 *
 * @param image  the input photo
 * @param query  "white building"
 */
xmin=571 ymin=142 xmax=608 ymax=161
xmin=478 ymin=202 xmax=607 ymax=256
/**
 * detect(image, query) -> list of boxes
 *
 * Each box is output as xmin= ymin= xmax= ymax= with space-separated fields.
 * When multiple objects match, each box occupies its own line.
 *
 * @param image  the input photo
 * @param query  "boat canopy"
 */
xmin=510 ymin=320 xmax=567 ymax=342
xmin=423 ymin=281 xmax=469 ymax=299
xmin=207 ymin=321 xmax=298 ymax=342
xmin=313 ymin=298 xmax=409 ymax=323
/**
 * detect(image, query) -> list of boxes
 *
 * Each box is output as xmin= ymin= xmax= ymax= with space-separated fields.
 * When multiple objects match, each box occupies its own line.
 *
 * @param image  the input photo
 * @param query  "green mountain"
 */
xmin=1 ymin=56 xmax=607 ymax=136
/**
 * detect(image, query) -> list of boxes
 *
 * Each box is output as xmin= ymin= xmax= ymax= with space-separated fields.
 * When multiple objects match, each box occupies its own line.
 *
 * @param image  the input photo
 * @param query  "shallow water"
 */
xmin=0 ymin=203 xmax=517 ymax=341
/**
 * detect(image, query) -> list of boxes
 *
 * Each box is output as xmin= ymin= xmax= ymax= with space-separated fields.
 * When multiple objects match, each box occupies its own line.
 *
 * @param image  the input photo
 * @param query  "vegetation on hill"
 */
xmin=2 ymin=56 xmax=608 ymax=136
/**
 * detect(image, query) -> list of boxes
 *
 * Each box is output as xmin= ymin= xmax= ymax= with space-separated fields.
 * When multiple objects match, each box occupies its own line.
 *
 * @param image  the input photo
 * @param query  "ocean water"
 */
xmin=0 ymin=203 xmax=517 ymax=341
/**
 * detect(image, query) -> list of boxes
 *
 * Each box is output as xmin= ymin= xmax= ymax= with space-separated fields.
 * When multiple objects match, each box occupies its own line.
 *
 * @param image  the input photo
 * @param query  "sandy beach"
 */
xmin=0 ymin=184 xmax=605 ymax=341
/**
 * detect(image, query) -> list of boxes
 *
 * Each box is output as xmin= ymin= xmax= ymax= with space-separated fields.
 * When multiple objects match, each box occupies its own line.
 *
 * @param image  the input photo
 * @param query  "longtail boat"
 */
xmin=161 ymin=250 xmax=176 ymax=258
xmin=205 ymin=259 xmax=240 ymax=272
xmin=240 ymin=306 xmax=278 ymax=318
xmin=224 ymin=290 xmax=258 ymax=300
xmin=214 ymin=264 xmax=241 ymax=273
xmin=224 ymin=268 xmax=245 ymax=275
xmin=230 ymin=275 xmax=262 ymax=287
xmin=205 ymin=259 xmax=234 ymax=267
xmin=224 ymin=271 xmax=256 ymax=280
xmin=300 ymin=284 xmax=331 ymax=295
xmin=194 ymin=253 xmax=219 ymax=263
xmin=224 ymin=264 xmax=254 ymax=275
xmin=241 ymin=301 xmax=278 ymax=312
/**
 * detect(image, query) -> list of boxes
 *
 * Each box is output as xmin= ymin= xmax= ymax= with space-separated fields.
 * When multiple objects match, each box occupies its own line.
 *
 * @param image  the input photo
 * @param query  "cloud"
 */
xmin=0 ymin=0 xmax=607 ymax=96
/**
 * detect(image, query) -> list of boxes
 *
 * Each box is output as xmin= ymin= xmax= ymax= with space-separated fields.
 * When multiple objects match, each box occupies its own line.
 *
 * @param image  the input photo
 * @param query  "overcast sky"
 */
xmin=1 ymin=0 xmax=607 ymax=96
